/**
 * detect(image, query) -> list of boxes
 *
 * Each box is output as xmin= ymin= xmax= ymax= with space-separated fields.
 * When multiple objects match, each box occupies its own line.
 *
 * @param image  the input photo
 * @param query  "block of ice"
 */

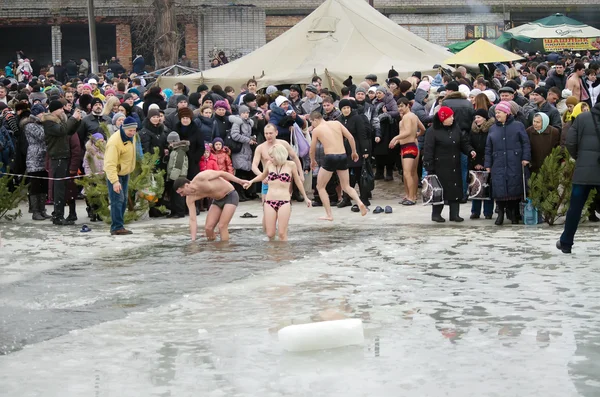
xmin=278 ymin=319 xmax=365 ymax=352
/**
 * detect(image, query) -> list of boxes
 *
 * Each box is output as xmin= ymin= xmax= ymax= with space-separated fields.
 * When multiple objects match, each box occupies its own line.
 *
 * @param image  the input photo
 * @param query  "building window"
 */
xmin=465 ymin=24 xmax=503 ymax=39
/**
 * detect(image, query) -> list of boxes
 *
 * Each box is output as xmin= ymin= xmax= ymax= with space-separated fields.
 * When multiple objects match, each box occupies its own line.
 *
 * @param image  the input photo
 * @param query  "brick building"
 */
xmin=0 ymin=0 xmax=598 ymax=71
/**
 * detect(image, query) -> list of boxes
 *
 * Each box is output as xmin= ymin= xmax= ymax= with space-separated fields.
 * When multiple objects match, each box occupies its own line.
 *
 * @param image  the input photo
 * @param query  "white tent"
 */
xmin=157 ymin=0 xmax=451 ymax=92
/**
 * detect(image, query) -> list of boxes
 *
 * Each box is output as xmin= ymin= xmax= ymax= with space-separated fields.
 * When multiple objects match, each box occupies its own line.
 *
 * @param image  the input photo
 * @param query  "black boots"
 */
xmin=337 ymin=196 xmax=352 ymax=208
xmin=31 ymin=195 xmax=52 ymax=221
xmin=431 ymin=204 xmax=445 ymax=223
xmin=66 ymin=202 xmax=77 ymax=222
xmin=449 ymin=201 xmax=464 ymax=222
xmin=495 ymin=202 xmax=505 ymax=225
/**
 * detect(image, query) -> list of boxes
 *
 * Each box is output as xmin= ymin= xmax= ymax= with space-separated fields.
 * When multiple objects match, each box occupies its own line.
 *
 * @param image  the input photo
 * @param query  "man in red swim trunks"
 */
xmin=389 ymin=97 xmax=426 ymax=205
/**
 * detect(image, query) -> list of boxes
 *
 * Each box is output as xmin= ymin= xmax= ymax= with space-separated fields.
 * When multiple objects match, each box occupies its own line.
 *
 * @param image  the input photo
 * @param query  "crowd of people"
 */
xmin=1 ymin=49 xmax=600 ymax=251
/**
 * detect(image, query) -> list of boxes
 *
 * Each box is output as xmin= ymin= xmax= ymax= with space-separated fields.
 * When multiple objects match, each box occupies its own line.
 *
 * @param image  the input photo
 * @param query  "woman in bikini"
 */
xmin=244 ymin=144 xmax=311 ymax=241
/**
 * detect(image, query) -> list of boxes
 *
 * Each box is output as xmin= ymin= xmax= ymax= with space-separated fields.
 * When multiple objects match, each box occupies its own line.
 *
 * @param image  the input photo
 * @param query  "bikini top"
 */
xmin=267 ymin=166 xmax=292 ymax=183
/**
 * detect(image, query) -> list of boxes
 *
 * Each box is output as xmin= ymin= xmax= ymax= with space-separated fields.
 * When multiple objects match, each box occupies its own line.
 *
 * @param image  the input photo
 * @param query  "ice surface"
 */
xmin=0 ymin=223 xmax=599 ymax=397
xmin=278 ymin=319 xmax=364 ymax=352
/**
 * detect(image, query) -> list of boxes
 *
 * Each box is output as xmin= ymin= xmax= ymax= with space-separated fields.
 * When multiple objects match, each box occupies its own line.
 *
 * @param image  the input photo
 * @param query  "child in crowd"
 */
xmin=83 ymin=133 xmax=106 ymax=221
xmin=199 ymin=143 xmax=219 ymax=172
xmin=211 ymin=137 xmax=234 ymax=175
xmin=166 ymin=131 xmax=189 ymax=218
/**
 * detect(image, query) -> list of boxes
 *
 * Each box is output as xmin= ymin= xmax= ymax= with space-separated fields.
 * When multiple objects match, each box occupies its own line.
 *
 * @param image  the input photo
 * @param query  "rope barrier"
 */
xmin=0 ymin=171 xmax=105 ymax=181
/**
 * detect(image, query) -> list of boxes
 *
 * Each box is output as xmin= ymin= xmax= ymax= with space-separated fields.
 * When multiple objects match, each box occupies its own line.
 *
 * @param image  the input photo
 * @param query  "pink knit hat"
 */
xmin=495 ymin=101 xmax=512 ymax=115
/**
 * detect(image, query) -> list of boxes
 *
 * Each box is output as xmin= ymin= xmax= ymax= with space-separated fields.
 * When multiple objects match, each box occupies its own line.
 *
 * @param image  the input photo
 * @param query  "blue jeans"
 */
xmin=461 ymin=154 xmax=468 ymax=197
xmin=471 ymin=199 xmax=494 ymax=217
xmin=107 ymin=175 xmax=130 ymax=232
xmin=560 ymin=184 xmax=599 ymax=247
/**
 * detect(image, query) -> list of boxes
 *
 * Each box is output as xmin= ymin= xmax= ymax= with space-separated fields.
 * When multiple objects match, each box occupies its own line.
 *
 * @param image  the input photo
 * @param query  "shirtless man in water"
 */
xmin=174 ymin=171 xmax=249 ymax=241
xmin=252 ymin=123 xmax=304 ymax=199
xmin=309 ymin=111 xmax=367 ymax=221
xmin=389 ymin=97 xmax=426 ymax=205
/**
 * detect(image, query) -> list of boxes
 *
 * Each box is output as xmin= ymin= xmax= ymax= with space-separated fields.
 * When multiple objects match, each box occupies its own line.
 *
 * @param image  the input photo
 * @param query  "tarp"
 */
xmin=157 ymin=0 xmax=452 ymax=92
xmin=447 ymin=40 xmax=475 ymax=53
xmin=503 ymin=13 xmax=600 ymax=39
xmin=444 ymin=39 xmax=523 ymax=65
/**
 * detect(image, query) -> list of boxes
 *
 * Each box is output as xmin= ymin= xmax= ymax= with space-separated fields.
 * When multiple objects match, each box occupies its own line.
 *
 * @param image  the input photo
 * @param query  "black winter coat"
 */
xmin=42 ymin=113 xmax=80 ymax=160
xmin=423 ymin=122 xmax=474 ymax=202
xmin=175 ymin=121 xmax=204 ymax=179
xmin=442 ymin=93 xmax=475 ymax=133
xmin=469 ymin=118 xmax=495 ymax=169
xmin=484 ymin=116 xmax=531 ymax=200
xmin=142 ymin=95 xmax=168 ymax=117
xmin=214 ymin=113 xmax=231 ymax=140
xmin=340 ymin=110 xmax=370 ymax=167
xmin=566 ymin=104 xmax=600 ymax=185
xmin=195 ymin=115 xmax=218 ymax=143
xmin=139 ymin=118 xmax=168 ymax=156
xmin=545 ymin=70 xmax=568 ymax=92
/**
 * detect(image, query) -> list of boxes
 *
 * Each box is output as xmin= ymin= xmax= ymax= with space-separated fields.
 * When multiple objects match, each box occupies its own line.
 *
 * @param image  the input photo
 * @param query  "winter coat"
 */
xmin=21 ymin=115 xmax=47 ymax=173
xmin=132 ymin=56 xmax=145 ymax=75
xmin=340 ymin=110 xmax=369 ymax=167
xmin=565 ymin=104 xmax=600 ymax=185
xmin=214 ymin=113 xmax=231 ymax=139
xmin=79 ymin=59 xmax=89 ymax=76
xmin=83 ymin=139 xmax=104 ymax=175
xmin=268 ymin=102 xmax=304 ymax=141
xmin=469 ymin=117 xmax=495 ymax=169
xmin=166 ymin=141 xmax=189 ymax=181
xmin=356 ymin=100 xmax=380 ymax=139
xmin=42 ymin=113 xmax=80 ymax=160
xmin=545 ymin=70 xmax=568 ymax=92
xmin=194 ymin=115 xmax=218 ymax=143
xmin=525 ymin=125 xmax=561 ymax=174
xmin=484 ymin=116 xmax=531 ymax=200
xmin=199 ymin=153 xmax=219 ymax=172
xmin=211 ymin=145 xmax=234 ymax=174
xmin=77 ymin=114 xmax=111 ymax=150
xmin=413 ymin=88 xmax=434 ymax=146
xmin=229 ymin=115 xmax=254 ymax=171
xmin=442 ymin=92 xmax=475 ymax=133
xmin=299 ymin=96 xmax=323 ymax=115
xmin=372 ymin=91 xmax=399 ymax=156
xmin=423 ymin=122 xmax=474 ymax=202
xmin=142 ymin=94 xmax=167 ymax=117
xmin=526 ymin=101 xmax=562 ymax=130
xmin=66 ymin=133 xmax=82 ymax=201
xmin=139 ymin=118 xmax=168 ymax=155
xmin=174 ymin=121 xmax=204 ymax=179
xmin=323 ymin=109 xmax=342 ymax=122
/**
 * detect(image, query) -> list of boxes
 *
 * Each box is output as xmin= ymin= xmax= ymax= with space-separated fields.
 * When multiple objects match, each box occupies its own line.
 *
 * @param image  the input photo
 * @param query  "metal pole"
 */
xmin=87 ymin=0 xmax=99 ymax=75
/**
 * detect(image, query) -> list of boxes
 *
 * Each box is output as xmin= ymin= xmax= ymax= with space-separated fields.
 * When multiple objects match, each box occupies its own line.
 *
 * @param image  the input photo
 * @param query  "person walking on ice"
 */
xmin=308 ymin=111 xmax=367 ymax=221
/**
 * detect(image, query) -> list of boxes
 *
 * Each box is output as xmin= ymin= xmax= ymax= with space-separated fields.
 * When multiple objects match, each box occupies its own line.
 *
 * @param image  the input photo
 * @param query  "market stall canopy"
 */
xmin=157 ymin=0 xmax=452 ymax=92
xmin=447 ymin=40 xmax=475 ymax=54
xmin=444 ymin=39 xmax=523 ymax=65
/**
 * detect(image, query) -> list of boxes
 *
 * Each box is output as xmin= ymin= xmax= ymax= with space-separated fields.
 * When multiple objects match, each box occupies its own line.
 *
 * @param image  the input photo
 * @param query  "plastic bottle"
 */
xmin=278 ymin=319 xmax=365 ymax=352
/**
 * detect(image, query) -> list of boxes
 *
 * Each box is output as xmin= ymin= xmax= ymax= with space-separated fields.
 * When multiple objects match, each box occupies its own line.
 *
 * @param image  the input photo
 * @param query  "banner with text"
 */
xmin=543 ymin=37 xmax=600 ymax=51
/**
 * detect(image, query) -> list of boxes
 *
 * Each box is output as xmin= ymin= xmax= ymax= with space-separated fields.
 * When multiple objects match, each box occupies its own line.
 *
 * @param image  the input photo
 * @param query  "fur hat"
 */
xmin=388 ymin=77 xmax=401 ymax=87
xmin=178 ymin=107 xmax=193 ymax=119
xmin=48 ymin=100 xmax=63 ymax=113
xmin=122 ymin=116 xmax=138 ymax=130
xmin=338 ymin=98 xmax=354 ymax=110
xmin=167 ymin=131 xmax=180 ymax=143
xmin=147 ymin=108 xmax=161 ymax=119
xmin=566 ymin=96 xmax=579 ymax=106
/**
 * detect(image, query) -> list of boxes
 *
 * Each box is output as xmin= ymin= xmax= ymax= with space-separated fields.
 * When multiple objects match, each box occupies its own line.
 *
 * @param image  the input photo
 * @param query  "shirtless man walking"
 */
xmin=389 ymin=97 xmax=426 ymax=205
xmin=309 ymin=111 xmax=367 ymax=221
xmin=252 ymin=123 xmax=304 ymax=200
xmin=174 ymin=171 xmax=249 ymax=241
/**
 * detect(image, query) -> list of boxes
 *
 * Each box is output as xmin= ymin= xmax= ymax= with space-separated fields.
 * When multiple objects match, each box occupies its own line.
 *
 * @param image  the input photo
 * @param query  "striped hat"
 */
xmin=122 ymin=116 xmax=138 ymax=130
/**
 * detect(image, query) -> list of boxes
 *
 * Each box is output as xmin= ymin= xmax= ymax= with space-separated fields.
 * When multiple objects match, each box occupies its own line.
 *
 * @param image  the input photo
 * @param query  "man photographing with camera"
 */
xmin=557 ymin=101 xmax=600 ymax=254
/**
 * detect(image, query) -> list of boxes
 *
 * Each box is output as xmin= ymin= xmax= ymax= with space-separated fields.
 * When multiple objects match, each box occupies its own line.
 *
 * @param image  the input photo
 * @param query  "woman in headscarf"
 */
xmin=423 ymin=106 xmax=476 ymax=223
xmin=525 ymin=112 xmax=561 ymax=175
xmin=485 ymin=101 xmax=531 ymax=225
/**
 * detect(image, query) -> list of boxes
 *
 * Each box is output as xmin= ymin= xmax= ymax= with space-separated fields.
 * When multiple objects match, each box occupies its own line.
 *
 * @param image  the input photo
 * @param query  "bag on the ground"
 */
xmin=224 ymin=129 xmax=243 ymax=154
xmin=422 ymin=174 xmax=444 ymax=206
xmin=468 ymin=170 xmax=491 ymax=200
xmin=139 ymin=174 xmax=158 ymax=203
xmin=523 ymin=198 xmax=538 ymax=225
xmin=359 ymin=161 xmax=375 ymax=193
xmin=291 ymin=123 xmax=311 ymax=158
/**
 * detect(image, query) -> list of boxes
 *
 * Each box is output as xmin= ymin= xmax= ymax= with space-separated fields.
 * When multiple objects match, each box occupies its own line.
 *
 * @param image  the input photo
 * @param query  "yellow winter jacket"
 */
xmin=104 ymin=130 xmax=137 ymax=184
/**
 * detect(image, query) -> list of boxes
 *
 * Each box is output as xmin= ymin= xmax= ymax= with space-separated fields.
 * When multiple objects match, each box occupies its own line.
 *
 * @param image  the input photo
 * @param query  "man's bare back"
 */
xmin=313 ymin=121 xmax=347 ymax=154
xmin=185 ymin=170 xmax=236 ymax=202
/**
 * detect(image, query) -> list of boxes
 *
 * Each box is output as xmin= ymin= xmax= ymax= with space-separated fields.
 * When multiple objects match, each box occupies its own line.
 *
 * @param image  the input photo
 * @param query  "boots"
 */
xmin=431 ymin=204 xmax=445 ymax=222
xmin=449 ymin=201 xmax=464 ymax=222
xmin=28 ymin=195 xmax=34 ymax=213
xmin=337 ymin=194 xmax=352 ymax=208
xmin=39 ymin=195 xmax=51 ymax=219
xmin=495 ymin=202 xmax=505 ymax=226
xmin=31 ymin=195 xmax=46 ymax=221
xmin=66 ymin=202 xmax=77 ymax=222
xmin=510 ymin=204 xmax=519 ymax=225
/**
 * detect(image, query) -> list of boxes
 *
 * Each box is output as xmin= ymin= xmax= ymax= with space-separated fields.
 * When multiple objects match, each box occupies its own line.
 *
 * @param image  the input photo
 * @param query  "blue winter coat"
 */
xmin=484 ymin=116 xmax=531 ymax=200
xmin=268 ymin=102 xmax=304 ymax=142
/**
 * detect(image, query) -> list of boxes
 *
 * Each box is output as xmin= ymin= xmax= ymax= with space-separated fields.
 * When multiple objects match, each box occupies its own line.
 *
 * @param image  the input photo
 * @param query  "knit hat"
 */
xmin=178 ymin=107 xmax=193 ymax=119
xmin=147 ymin=108 xmax=161 ymax=119
xmin=92 ymin=133 xmax=104 ymax=141
xmin=112 ymin=112 xmax=125 ymax=125
xmin=495 ymin=101 xmax=512 ymax=115
xmin=338 ymin=98 xmax=354 ymax=110
xmin=469 ymin=88 xmax=482 ymax=98
xmin=213 ymin=137 xmax=224 ymax=146
xmin=128 ymin=88 xmax=141 ymax=97
xmin=388 ymin=69 xmax=399 ymax=79
xmin=177 ymin=94 xmax=189 ymax=104
xmin=275 ymin=96 xmax=289 ymax=107
xmin=48 ymin=100 xmax=63 ymax=113
xmin=305 ymin=85 xmax=318 ymax=94
xmin=82 ymin=84 xmax=92 ymax=91
xmin=30 ymin=103 xmax=45 ymax=116
xmin=243 ymin=93 xmax=257 ymax=103
xmin=238 ymin=105 xmax=250 ymax=114
xmin=412 ymin=71 xmax=422 ymax=80
xmin=445 ymin=81 xmax=459 ymax=92
xmin=289 ymin=84 xmax=301 ymax=93
xmin=167 ymin=131 xmax=180 ymax=143
xmin=417 ymin=81 xmax=431 ymax=92
xmin=266 ymin=85 xmax=278 ymax=95
xmin=474 ymin=108 xmax=489 ymax=120
xmin=376 ymin=86 xmax=387 ymax=94
xmin=458 ymin=84 xmax=471 ymax=97
xmin=148 ymin=103 xmax=160 ymax=111
xmin=104 ymin=89 xmax=115 ymax=96
xmin=214 ymin=100 xmax=228 ymax=110
xmin=566 ymin=96 xmax=579 ymax=106
xmin=368 ymin=86 xmax=378 ymax=93
xmin=483 ymin=90 xmax=496 ymax=104
xmin=533 ymin=87 xmax=547 ymax=99
xmin=88 ymin=78 xmax=98 ymax=84
xmin=388 ymin=77 xmax=401 ymax=87
xmin=90 ymin=97 xmax=103 ymax=108
xmin=204 ymin=143 xmax=211 ymax=152
xmin=122 ymin=116 xmax=138 ymax=130
xmin=355 ymin=86 xmax=367 ymax=95
xmin=437 ymin=106 xmax=454 ymax=122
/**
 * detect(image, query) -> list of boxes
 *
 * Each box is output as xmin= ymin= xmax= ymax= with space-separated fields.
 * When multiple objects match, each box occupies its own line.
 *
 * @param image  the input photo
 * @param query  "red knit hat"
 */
xmin=437 ymin=106 xmax=454 ymax=122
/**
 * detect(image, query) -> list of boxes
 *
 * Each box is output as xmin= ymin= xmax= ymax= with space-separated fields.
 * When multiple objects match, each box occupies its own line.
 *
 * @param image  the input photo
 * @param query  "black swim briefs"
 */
xmin=322 ymin=154 xmax=348 ymax=172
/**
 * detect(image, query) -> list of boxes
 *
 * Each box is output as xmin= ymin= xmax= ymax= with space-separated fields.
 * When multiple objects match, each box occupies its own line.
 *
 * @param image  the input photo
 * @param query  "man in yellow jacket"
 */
xmin=104 ymin=116 xmax=138 ymax=235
